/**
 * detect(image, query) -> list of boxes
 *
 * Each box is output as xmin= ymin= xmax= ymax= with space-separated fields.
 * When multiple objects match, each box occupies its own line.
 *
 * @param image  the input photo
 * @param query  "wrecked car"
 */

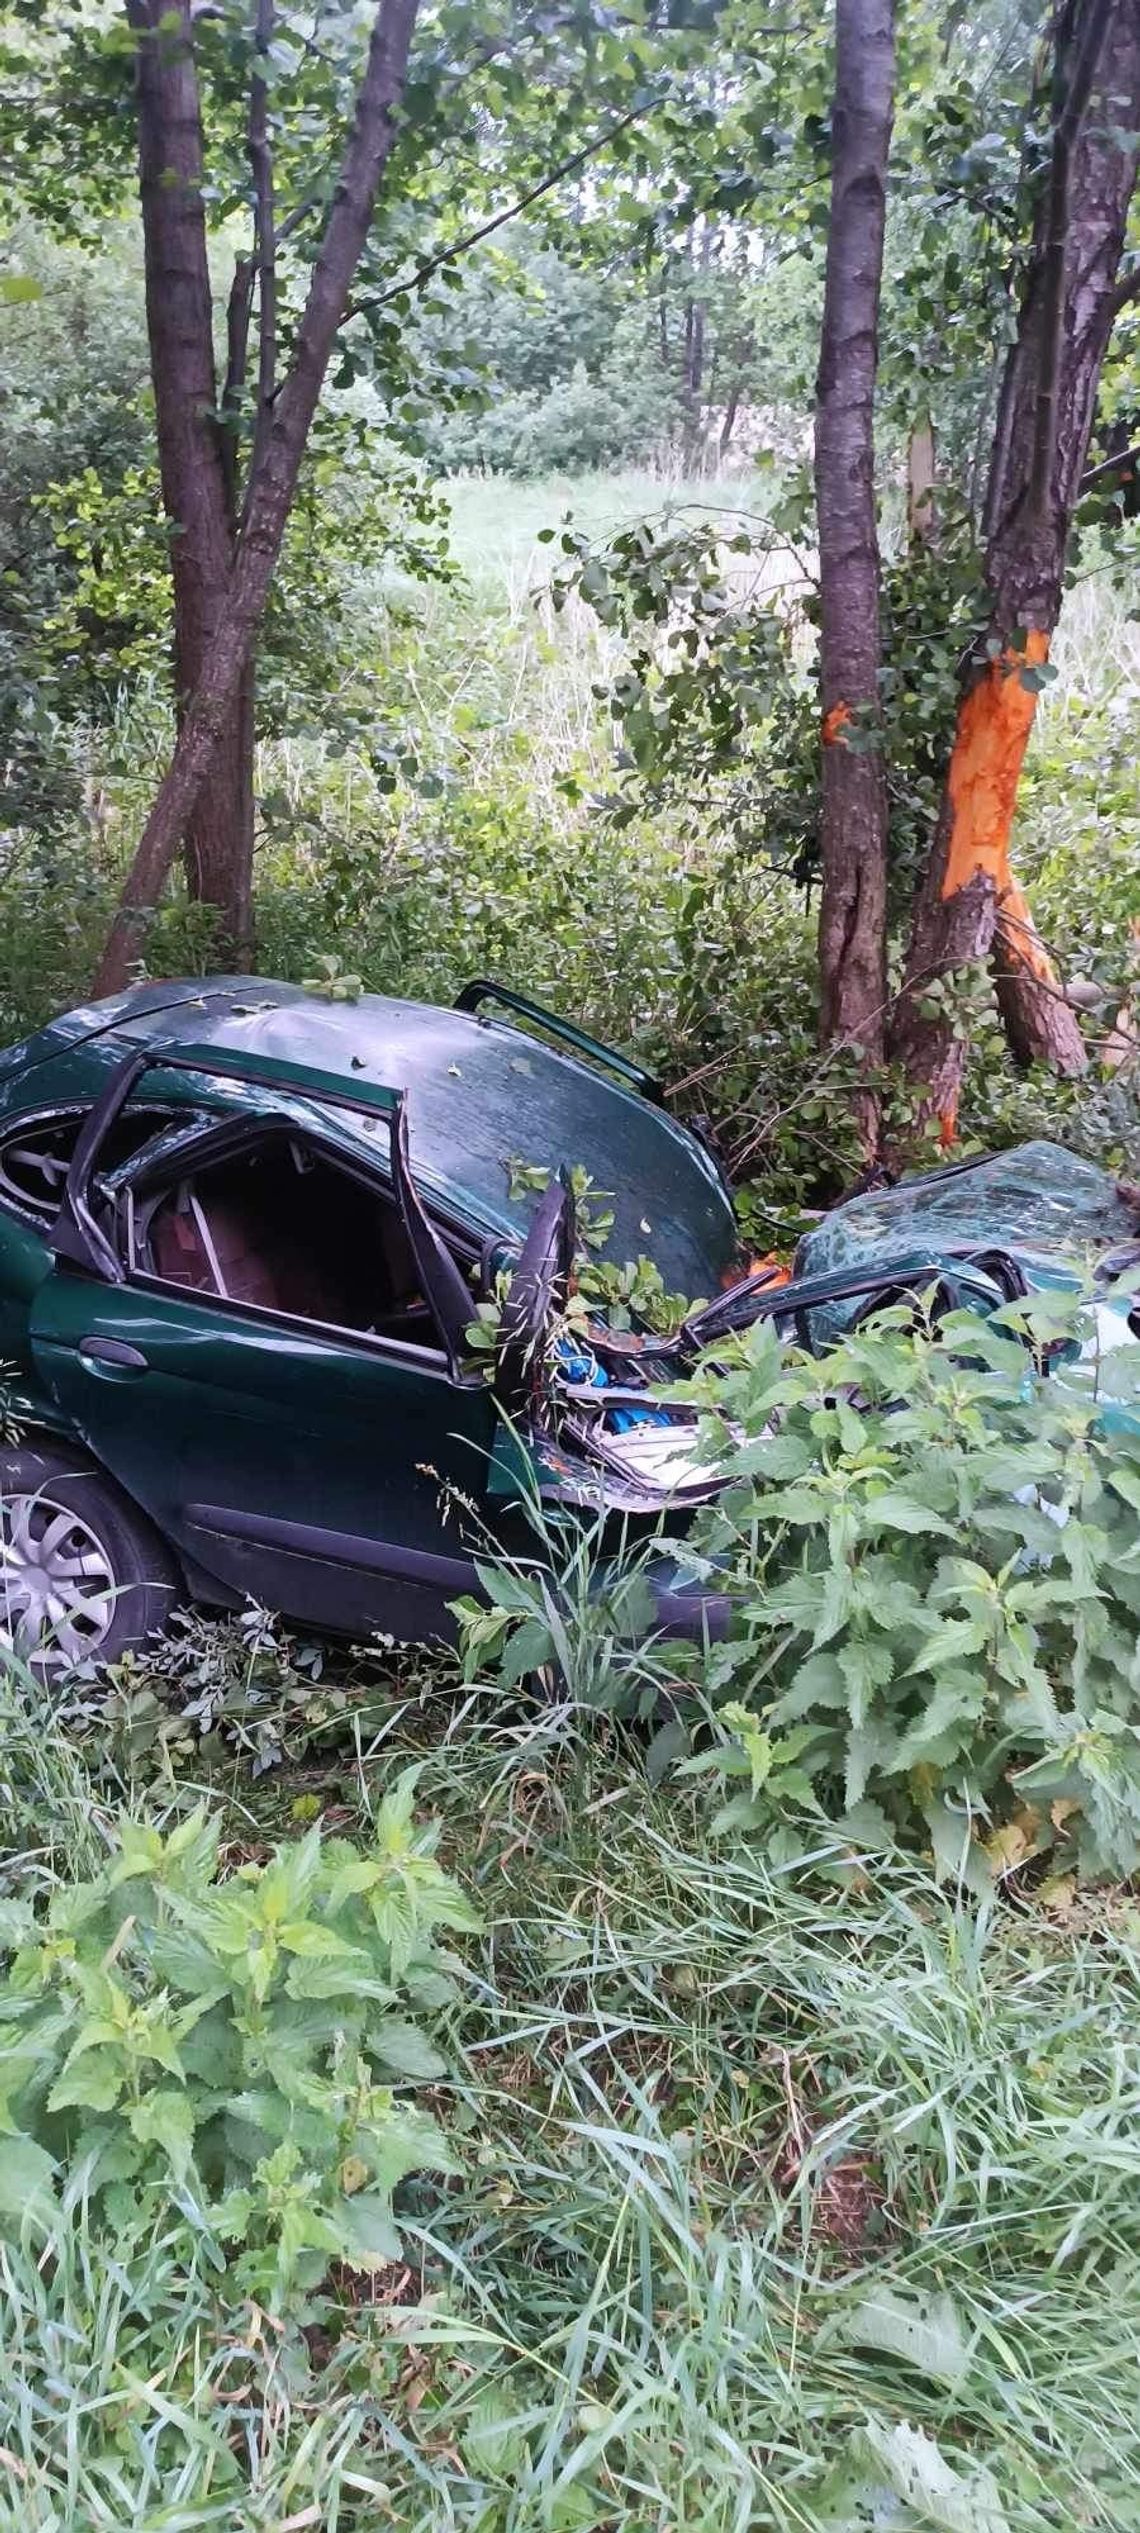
xmin=0 ymin=974 xmax=1135 ymax=1671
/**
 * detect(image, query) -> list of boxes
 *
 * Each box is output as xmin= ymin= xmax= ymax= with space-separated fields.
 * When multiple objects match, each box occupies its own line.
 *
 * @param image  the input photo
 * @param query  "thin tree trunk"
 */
xmin=128 ymin=0 xmax=253 ymax=963
xmin=813 ymin=0 xmax=895 ymax=1148
xmin=719 ymin=381 xmax=741 ymax=458
xmin=183 ymin=663 xmax=256 ymax=959
xmin=93 ymin=0 xmax=420 ymax=999
xmin=892 ymin=0 xmax=1139 ymax=1133
xmin=906 ymin=418 xmax=936 ymax=547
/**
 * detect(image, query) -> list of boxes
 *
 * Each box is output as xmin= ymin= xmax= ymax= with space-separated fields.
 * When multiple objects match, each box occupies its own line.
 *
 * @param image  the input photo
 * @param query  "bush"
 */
xmin=677 ymin=1293 xmax=1140 ymax=1882
xmin=0 ymin=1771 xmax=479 ymax=2309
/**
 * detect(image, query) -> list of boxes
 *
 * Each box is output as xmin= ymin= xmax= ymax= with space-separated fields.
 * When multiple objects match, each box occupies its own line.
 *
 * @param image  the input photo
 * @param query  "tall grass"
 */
xmin=3 ymin=1651 xmax=1140 ymax=2527
xmin=0 ymin=1651 xmax=115 ymax=1889
xmin=372 ymin=1727 xmax=1140 ymax=2531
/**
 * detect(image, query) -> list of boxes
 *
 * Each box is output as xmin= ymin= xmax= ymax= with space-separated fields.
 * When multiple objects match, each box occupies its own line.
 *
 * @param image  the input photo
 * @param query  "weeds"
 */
xmin=2 ymin=1633 xmax=1140 ymax=2526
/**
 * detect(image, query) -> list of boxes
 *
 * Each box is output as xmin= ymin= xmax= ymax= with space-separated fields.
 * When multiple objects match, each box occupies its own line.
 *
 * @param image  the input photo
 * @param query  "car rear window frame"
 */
xmin=0 ymin=1102 xmax=177 ymax=1232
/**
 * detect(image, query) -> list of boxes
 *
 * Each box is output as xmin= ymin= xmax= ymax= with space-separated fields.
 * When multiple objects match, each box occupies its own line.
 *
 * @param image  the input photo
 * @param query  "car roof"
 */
xmin=0 ymin=977 xmax=739 ymax=1295
xmin=797 ymin=1139 xmax=1136 ymax=1278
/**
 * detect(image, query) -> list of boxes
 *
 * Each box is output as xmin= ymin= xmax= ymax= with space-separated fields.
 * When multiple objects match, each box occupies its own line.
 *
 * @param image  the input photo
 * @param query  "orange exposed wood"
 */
xmin=720 ymin=1253 xmax=792 ymax=1290
xmin=822 ymin=701 xmax=852 ymax=745
xmin=940 ymin=632 xmax=1057 ymax=983
xmin=995 ymin=875 xmax=1057 ymax=981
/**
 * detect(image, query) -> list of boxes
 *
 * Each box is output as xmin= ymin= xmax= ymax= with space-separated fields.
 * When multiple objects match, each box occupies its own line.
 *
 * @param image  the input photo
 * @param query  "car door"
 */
xmin=28 ymin=1071 xmax=501 ymax=1641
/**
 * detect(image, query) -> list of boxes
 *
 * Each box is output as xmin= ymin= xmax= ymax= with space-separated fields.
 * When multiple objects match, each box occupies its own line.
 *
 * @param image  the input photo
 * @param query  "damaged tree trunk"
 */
xmin=93 ymin=0 xmax=420 ymax=999
xmin=129 ymin=0 xmax=254 ymax=965
xmin=892 ymin=0 xmax=1140 ymax=1135
xmin=813 ymin=0 xmax=895 ymax=1150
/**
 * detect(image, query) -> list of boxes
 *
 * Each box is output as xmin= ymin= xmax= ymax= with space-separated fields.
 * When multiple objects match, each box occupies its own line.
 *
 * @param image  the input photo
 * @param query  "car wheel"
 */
xmin=0 ymin=1443 xmax=179 ymax=1676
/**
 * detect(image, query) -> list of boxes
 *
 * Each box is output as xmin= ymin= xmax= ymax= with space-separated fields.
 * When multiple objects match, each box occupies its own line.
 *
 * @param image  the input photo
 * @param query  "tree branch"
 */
xmin=1029 ymin=0 xmax=1113 ymax=519
xmin=1104 ymin=262 xmax=1140 ymax=324
xmin=1080 ymin=435 xmax=1140 ymax=492
xmin=220 ymin=252 xmax=254 ymax=520
xmin=245 ymin=0 xmax=277 ymax=513
xmin=350 ymin=100 xmax=650 ymax=322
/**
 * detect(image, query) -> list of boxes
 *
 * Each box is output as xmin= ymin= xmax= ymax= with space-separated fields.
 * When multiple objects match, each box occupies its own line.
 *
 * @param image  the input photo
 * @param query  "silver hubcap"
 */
xmin=0 ymin=1491 xmax=116 ymax=1667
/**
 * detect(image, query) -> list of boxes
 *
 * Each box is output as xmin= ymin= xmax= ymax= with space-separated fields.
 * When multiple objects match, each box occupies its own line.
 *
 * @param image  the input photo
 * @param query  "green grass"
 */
xmin=4 ymin=1669 xmax=1140 ymax=2531
xmin=440 ymin=462 xmax=782 ymax=595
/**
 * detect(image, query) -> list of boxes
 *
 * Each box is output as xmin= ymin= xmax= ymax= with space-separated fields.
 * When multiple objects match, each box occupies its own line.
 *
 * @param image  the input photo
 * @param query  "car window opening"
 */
xmin=141 ymin=1141 xmax=451 ymax=1349
xmin=0 ymin=1106 xmax=174 ymax=1227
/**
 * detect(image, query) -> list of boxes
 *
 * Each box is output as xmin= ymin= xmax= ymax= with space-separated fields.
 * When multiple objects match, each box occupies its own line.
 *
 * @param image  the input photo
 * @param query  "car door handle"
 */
xmin=77 ymin=1335 xmax=149 ymax=1374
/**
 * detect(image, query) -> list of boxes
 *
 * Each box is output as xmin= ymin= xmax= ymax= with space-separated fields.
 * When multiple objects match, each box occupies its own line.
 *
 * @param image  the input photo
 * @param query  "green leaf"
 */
xmin=370 ymin=2019 xmax=447 ymax=2081
xmin=769 ymin=1650 xmax=848 ymax=1722
xmin=47 ymin=2056 xmax=125 ymax=2115
xmin=843 ymin=1722 xmax=894 ymax=1809
xmin=835 ymin=2284 xmax=970 ymax=2388
xmin=908 ymin=1620 xmax=988 ymax=1676
xmin=336 ymin=2189 xmax=403 ymax=2270
xmin=1106 ymin=1467 xmax=1140 ymax=1516
xmin=0 ymin=1900 xmax=36 ymax=1950
xmin=140 ymin=1926 xmax=228 ymax=1998
xmin=127 ymin=2087 xmax=195 ymax=2183
xmin=278 ymin=1920 xmax=357 ymax=1960
xmin=865 ymin=1492 xmax=955 ymax=1537
xmin=0 ymin=2134 xmax=56 ymax=2222
xmin=733 ymin=1431 xmax=817 ymax=1480
xmin=285 ymin=1953 xmax=394 ymax=2004
xmin=853 ymin=2417 xmax=1011 ymax=2533
xmin=0 ymin=275 xmax=42 ymax=305
xmin=838 ymin=1636 xmax=896 ymax=1724
xmin=891 ymin=1672 xmax=984 ymax=1770
xmin=645 ymin=1718 xmax=690 ymax=1785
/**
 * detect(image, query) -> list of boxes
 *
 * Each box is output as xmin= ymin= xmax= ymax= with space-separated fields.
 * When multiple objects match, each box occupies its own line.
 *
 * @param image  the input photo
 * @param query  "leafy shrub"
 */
xmin=0 ymin=1771 xmax=479 ymax=2307
xmin=464 ymin=1295 xmax=1140 ymax=1882
xmin=677 ymin=1295 xmax=1140 ymax=1882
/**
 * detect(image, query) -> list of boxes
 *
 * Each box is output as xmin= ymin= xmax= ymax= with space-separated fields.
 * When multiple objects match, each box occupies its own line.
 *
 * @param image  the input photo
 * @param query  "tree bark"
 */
xmin=892 ymin=0 xmax=1139 ymax=1134
xmin=813 ymin=0 xmax=895 ymax=1146
xmin=128 ymin=0 xmax=253 ymax=964
xmin=93 ymin=0 xmax=421 ymax=999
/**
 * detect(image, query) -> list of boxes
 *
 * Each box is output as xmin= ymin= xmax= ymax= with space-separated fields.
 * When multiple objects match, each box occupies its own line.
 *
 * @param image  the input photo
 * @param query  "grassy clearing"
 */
xmin=439 ymin=463 xmax=781 ymax=595
xmin=4 ymin=1665 xmax=1140 ymax=2531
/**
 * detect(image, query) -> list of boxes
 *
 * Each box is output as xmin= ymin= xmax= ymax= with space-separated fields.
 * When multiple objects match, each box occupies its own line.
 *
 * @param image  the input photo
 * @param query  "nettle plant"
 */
xmin=0 ymin=1771 xmax=479 ymax=2307
xmin=676 ymin=1295 xmax=1140 ymax=1885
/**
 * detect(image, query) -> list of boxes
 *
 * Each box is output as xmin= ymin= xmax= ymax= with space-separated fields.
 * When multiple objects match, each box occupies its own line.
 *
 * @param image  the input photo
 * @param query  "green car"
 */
xmin=0 ymin=974 xmax=1135 ymax=1671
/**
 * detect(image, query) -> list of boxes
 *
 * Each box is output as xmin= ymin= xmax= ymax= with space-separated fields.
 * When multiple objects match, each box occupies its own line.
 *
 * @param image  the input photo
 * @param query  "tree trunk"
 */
xmin=892 ymin=0 xmax=1139 ymax=1133
xmin=183 ymin=663 xmax=256 ymax=961
xmin=93 ymin=0 xmax=421 ymax=999
xmin=813 ymin=0 xmax=895 ymax=1146
xmin=719 ymin=381 xmax=741 ymax=458
xmin=906 ymin=418 xmax=936 ymax=547
xmin=128 ymin=0 xmax=253 ymax=963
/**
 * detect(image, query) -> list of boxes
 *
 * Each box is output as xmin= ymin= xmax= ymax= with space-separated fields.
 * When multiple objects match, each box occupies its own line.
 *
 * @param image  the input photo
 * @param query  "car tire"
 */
xmin=0 ymin=1442 xmax=179 ymax=1676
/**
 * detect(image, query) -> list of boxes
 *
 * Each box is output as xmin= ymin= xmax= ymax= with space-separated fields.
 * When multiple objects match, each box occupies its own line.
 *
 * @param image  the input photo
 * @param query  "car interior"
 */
xmin=0 ymin=1107 xmax=468 ymax=1352
xmin=136 ymin=1139 xmax=451 ymax=1347
xmin=0 ymin=1106 xmax=173 ymax=1226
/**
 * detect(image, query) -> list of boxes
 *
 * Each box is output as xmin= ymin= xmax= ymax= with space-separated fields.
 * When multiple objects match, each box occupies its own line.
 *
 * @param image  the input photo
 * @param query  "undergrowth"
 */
xmin=3 ymin=1675 xmax=1140 ymax=2529
xmin=1 ymin=479 xmax=1135 ymax=1211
